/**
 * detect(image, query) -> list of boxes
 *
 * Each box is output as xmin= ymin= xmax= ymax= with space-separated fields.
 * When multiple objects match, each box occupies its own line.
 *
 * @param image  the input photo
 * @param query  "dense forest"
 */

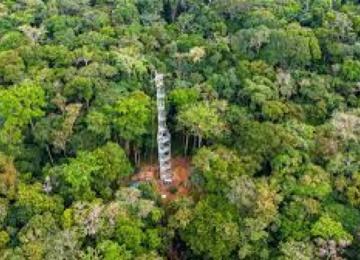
xmin=0 ymin=0 xmax=360 ymax=259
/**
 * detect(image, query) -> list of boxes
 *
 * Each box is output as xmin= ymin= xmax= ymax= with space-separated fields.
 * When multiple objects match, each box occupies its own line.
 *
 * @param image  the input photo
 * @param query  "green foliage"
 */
xmin=86 ymin=110 xmax=110 ymax=138
xmin=0 ymin=198 xmax=8 ymax=227
xmin=193 ymin=146 xmax=258 ymax=192
xmin=60 ymin=151 xmax=101 ymax=200
xmin=64 ymin=76 xmax=94 ymax=105
xmin=97 ymin=240 xmax=132 ymax=260
xmin=311 ymin=215 xmax=353 ymax=242
xmin=0 ymin=83 xmax=45 ymax=146
xmin=0 ymin=31 xmax=28 ymax=51
xmin=112 ymin=91 xmax=152 ymax=143
xmin=0 ymin=231 xmax=9 ymax=249
xmin=262 ymin=23 xmax=321 ymax=68
xmin=0 ymin=50 xmax=25 ymax=84
xmin=345 ymin=172 xmax=360 ymax=207
xmin=180 ymin=197 xmax=239 ymax=259
xmin=323 ymin=201 xmax=360 ymax=232
xmin=115 ymin=219 xmax=144 ymax=254
xmin=177 ymin=101 xmax=227 ymax=141
xmin=232 ymin=23 xmax=321 ymax=68
xmin=279 ymin=198 xmax=319 ymax=240
xmin=291 ymin=164 xmax=332 ymax=199
xmin=48 ymin=142 xmax=132 ymax=200
xmin=112 ymin=1 xmax=139 ymax=25
xmin=169 ymin=87 xmax=200 ymax=109
xmin=0 ymin=0 xmax=359 ymax=258
xmin=10 ymin=183 xmax=64 ymax=226
xmin=341 ymin=59 xmax=360 ymax=82
xmin=278 ymin=240 xmax=315 ymax=260
xmin=241 ymin=75 xmax=278 ymax=108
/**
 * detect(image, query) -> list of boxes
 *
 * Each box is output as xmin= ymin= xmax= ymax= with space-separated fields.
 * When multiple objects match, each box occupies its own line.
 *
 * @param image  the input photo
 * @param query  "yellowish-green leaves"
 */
xmin=0 ymin=83 xmax=45 ymax=146
xmin=112 ymin=91 xmax=152 ymax=142
xmin=177 ymin=101 xmax=227 ymax=140
xmin=311 ymin=215 xmax=353 ymax=242
xmin=112 ymin=47 xmax=148 ymax=75
xmin=48 ymin=142 xmax=132 ymax=200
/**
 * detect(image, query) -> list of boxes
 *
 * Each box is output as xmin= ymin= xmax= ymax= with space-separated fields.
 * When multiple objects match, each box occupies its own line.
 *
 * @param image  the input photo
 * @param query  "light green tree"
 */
xmin=0 ymin=83 xmax=45 ymax=147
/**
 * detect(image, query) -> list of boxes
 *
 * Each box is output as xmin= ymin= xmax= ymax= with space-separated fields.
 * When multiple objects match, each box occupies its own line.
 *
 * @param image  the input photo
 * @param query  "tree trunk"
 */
xmin=125 ymin=140 xmax=130 ymax=156
xmin=171 ymin=6 xmax=177 ymax=22
xmin=134 ymin=150 xmax=137 ymax=166
xmin=184 ymin=134 xmax=189 ymax=156
xmin=198 ymin=135 xmax=202 ymax=148
xmin=46 ymin=145 xmax=54 ymax=165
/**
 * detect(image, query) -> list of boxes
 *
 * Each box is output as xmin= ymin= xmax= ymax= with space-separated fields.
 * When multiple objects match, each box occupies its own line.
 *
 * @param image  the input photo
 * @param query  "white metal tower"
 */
xmin=155 ymin=72 xmax=172 ymax=184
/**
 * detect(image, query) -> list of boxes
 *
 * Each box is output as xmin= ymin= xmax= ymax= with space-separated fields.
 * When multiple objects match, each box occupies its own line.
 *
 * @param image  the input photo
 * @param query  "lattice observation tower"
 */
xmin=155 ymin=72 xmax=172 ymax=184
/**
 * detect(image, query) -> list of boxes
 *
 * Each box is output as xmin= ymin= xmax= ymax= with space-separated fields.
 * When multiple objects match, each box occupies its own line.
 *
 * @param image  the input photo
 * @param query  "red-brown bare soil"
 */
xmin=132 ymin=157 xmax=191 ymax=202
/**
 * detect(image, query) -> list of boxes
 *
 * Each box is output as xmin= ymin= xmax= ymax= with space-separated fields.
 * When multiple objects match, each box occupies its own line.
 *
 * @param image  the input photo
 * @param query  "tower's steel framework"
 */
xmin=155 ymin=72 xmax=172 ymax=184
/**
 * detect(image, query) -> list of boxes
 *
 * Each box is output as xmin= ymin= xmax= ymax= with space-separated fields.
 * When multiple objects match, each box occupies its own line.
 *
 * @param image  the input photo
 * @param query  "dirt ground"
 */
xmin=132 ymin=157 xmax=191 ymax=202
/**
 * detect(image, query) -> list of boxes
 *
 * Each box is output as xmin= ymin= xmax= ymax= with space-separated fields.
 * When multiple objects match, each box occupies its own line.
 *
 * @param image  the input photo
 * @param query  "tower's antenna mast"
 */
xmin=155 ymin=72 xmax=172 ymax=184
